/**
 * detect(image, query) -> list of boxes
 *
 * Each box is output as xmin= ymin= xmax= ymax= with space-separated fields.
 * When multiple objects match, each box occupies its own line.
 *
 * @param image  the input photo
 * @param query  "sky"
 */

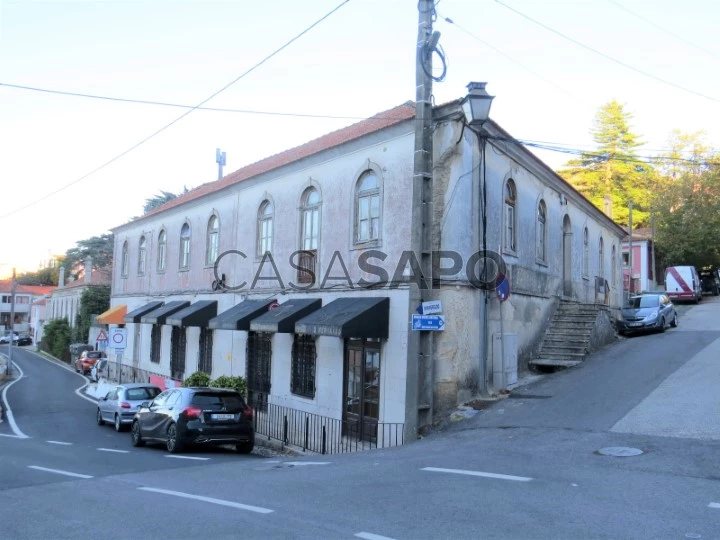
xmin=1 ymin=0 xmax=719 ymax=278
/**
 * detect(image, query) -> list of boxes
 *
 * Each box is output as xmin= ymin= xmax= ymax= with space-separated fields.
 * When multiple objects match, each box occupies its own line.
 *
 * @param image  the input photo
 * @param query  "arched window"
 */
xmin=179 ymin=223 xmax=191 ymax=269
xmin=599 ymin=237 xmax=604 ymax=279
xmin=138 ymin=236 xmax=147 ymax=275
xmin=157 ymin=229 xmax=167 ymax=272
xmin=356 ymin=171 xmax=381 ymax=243
xmin=504 ymin=180 xmax=517 ymax=252
xmin=206 ymin=215 xmax=219 ymax=266
xmin=121 ymin=241 xmax=129 ymax=278
xmin=301 ymin=188 xmax=321 ymax=250
xmin=257 ymin=201 xmax=274 ymax=256
xmin=536 ymin=199 xmax=546 ymax=262
xmin=611 ymin=245 xmax=617 ymax=286
xmin=583 ymin=227 xmax=589 ymax=277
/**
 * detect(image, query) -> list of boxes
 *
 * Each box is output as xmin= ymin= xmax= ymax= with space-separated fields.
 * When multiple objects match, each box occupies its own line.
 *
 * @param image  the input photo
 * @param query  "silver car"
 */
xmin=97 ymin=384 xmax=162 ymax=432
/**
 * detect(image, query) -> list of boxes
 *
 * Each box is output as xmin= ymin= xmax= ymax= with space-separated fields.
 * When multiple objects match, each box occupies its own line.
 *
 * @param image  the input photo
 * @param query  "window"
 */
xmin=583 ymin=227 xmax=589 ymax=277
xmin=356 ymin=171 xmax=380 ymax=243
xmin=536 ymin=199 xmax=546 ymax=262
xmin=206 ymin=215 xmax=219 ymax=266
xmin=257 ymin=201 xmax=274 ymax=257
xmin=599 ymin=237 xmax=604 ymax=278
xmin=291 ymin=335 xmax=316 ymax=398
xmin=198 ymin=327 xmax=213 ymax=375
xmin=157 ymin=230 xmax=167 ymax=272
xmin=612 ymin=245 xmax=617 ymax=286
xmin=299 ymin=188 xmax=321 ymax=284
xmin=138 ymin=236 xmax=147 ymax=275
xmin=246 ymin=332 xmax=271 ymax=410
xmin=170 ymin=326 xmax=187 ymax=380
xmin=121 ymin=241 xmax=129 ymax=277
xmin=504 ymin=180 xmax=516 ymax=252
xmin=179 ymin=223 xmax=191 ymax=270
xmin=150 ymin=325 xmax=161 ymax=364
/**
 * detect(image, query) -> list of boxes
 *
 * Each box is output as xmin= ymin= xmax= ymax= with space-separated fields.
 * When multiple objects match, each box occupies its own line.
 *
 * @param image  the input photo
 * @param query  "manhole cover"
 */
xmin=596 ymin=446 xmax=644 ymax=457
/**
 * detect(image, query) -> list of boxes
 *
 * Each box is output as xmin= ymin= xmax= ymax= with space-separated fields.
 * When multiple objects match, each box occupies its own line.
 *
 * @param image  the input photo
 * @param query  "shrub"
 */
xmin=182 ymin=371 xmax=211 ymax=388
xmin=43 ymin=318 xmax=72 ymax=363
xmin=209 ymin=375 xmax=247 ymax=398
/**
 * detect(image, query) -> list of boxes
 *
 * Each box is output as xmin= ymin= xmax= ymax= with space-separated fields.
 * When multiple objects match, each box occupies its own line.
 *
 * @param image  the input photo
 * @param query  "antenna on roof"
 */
xmin=216 ymin=148 xmax=227 ymax=180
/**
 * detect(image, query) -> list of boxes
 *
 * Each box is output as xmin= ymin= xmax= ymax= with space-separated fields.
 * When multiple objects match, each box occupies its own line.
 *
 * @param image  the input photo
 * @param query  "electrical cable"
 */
xmin=0 ymin=0 xmax=351 ymax=221
xmin=420 ymin=41 xmax=447 ymax=82
xmin=494 ymin=0 xmax=720 ymax=105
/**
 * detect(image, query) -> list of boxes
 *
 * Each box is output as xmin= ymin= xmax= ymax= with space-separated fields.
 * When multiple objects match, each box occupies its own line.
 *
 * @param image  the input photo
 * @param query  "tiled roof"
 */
xmin=128 ymin=102 xmax=416 ymax=224
xmin=32 ymin=298 xmax=47 ymax=306
xmin=0 ymin=282 xmax=57 ymax=295
xmin=64 ymin=268 xmax=112 ymax=288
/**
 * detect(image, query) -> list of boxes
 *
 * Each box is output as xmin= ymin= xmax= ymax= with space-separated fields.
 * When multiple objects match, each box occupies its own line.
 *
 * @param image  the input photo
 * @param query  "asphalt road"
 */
xmin=1 ymin=302 xmax=720 ymax=539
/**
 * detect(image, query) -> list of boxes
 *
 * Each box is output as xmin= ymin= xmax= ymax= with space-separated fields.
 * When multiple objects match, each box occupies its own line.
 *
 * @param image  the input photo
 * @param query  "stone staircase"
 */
xmin=530 ymin=302 xmax=602 ymax=369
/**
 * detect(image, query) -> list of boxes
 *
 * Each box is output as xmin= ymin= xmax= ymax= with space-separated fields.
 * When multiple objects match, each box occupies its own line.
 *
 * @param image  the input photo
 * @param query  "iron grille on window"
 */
xmin=198 ymin=327 xmax=213 ymax=375
xmin=170 ymin=326 xmax=187 ymax=381
xmin=296 ymin=250 xmax=316 ymax=284
xmin=291 ymin=334 xmax=316 ymax=398
xmin=246 ymin=332 xmax=271 ymax=411
xmin=150 ymin=325 xmax=161 ymax=364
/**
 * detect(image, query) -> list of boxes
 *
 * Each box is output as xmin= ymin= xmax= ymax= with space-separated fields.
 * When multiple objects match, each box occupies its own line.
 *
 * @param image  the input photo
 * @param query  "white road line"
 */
xmin=165 ymin=455 xmax=210 ymax=461
xmin=421 ymin=467 xmax=533 ymax=482
xmin=98 ymin=448 xmax=130 ymax=454
xmin=138 ymin=487 xmax=274 ymax=514
xmin=709 ymin=502 xmax=720 ymax=509
xmin=28 ymin=465 xmax=93 ymax=479
xmin=0 ymin=433 xmax=24 ymax=439
xmin=355 ymin=532 xmax=397 ymax=540
xmin=22 ymin=348 xmax=98 ymax=403
xmin=47 ymin=440 xmax=73 ymax=445
xmin=0 ymin=359 xmax=29 ymax=439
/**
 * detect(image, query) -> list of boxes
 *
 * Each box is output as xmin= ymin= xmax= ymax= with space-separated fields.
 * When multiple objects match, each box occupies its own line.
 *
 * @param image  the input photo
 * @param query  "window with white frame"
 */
xmin=356 ymin=171 xmax=380 ymax=243
xmin=257 ymin=201 xmax=274 ymax=257
xmin=298 ymin=188 xmax=320 ymax=284
xmin=206 ymin=215 xmax=219 ymax=266
xmin=121 ymin=241 xmax=129 ymax=278
xmin=583 ymin=227 xmax=589 ymax=277
xmin=157 ymin=229 xmax=167 ymax=273
xmin=138 ymin=236 xmax=147 ymax=275
xmin=179 ymin=223 xmax=191 ymax=270
xmin=504 ymin=180 xmax=517 ymax=252
xmin=599 ymin=237 xmax=604 ymax=278
xmin=536 ymin=199 xmax=546 ymax=262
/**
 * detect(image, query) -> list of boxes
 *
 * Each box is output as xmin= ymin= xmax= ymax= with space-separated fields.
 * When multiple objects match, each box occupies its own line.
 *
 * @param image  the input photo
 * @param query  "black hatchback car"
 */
xmin=131 ymin=387 xmax=255 ymax=454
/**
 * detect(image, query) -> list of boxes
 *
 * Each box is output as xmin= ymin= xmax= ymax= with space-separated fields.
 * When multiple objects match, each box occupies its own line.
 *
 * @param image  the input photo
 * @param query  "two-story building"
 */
xmin=46 ymin=260 xmax=111 ymax=329
xmin=0 ymin=281 xmax=56 ymax=335
xmin=108 ymin=88 xmax=624 ymax=444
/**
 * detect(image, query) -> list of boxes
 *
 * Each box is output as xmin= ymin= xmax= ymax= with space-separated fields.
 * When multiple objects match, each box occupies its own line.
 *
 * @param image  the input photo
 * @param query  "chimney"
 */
xmin=58 ymin=267 xmax=65 ymax=289
xmin=603 ymin=194 xmax=613 ymax=218
xmin=84 ymin=258 xmax=93 ymax=285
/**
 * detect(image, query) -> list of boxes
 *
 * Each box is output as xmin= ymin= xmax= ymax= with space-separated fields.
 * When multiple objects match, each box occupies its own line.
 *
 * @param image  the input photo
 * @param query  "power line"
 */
xmin=0 ymin=81 xmax=376 ymax=121
xmin=607 ymin=0 xmax=720 ymax=62
xmin=0 ymin=0 xmax=351 ymax=221
xmin=494 ymin=0 xmax=720 ymax=105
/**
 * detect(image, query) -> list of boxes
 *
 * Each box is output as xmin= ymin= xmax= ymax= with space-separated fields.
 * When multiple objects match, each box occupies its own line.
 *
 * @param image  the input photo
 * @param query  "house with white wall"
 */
xmin=46 ymin=260 xmax=111 ymax=330
xmin=108 ymin=90 xmax=624 ymax=444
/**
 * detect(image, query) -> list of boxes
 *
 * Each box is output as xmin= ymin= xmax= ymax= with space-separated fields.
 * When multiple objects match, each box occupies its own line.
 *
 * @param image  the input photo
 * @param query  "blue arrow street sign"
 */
xmin=412 ymin=314 xmax=446 ymax=331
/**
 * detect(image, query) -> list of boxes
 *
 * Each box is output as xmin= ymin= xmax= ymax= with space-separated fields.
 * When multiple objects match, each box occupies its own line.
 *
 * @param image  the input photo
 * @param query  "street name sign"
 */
xmin=412 ymin=314 xmax=446 ymax=331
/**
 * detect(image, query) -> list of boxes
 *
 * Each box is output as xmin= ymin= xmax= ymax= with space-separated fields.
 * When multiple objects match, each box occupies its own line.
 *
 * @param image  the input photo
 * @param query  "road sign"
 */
xmin=109 ymin=327 xmax=127 ymax=350
xmin=421 ymin=300 xmax=443 ymax=315
xmin=412 ymin=314 xmax=446 ymax=331
xmin=96 ymin=329 xmax=108 ymax=342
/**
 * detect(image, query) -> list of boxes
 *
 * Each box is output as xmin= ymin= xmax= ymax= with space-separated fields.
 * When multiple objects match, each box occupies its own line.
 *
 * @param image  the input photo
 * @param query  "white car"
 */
xmin=0 ymin=332 xmax=19 ymax=344
xmin=90 ymin=358 xmax=108 ymax=382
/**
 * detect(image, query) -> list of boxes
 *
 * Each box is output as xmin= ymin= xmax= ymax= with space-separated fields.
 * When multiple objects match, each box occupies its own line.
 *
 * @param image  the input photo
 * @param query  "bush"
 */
xmin=43 ymin=318 xmax=72 ymax=363
xmin=182 ymin=371 xmax=211 ymax=388
xmin=209 ymin=375 xmax=247 ymax=398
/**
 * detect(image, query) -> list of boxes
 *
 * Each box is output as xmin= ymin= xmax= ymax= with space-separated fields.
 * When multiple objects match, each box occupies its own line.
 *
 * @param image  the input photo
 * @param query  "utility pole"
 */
xmin=8 ymin=268 xmax=16 ymax=374
xmin=406 ymin=0 xmax=436 ymax=439
xmin=628 ymin=202 xmax=633 ymax=294
xmin=216 ymin=148 xmax=226 ymax=180
xmin=651 ymin=212 xmax=657 ymax=288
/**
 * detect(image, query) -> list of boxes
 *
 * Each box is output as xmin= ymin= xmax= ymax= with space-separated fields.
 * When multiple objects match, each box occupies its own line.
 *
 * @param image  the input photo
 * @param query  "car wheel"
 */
xmin=114 ymin=414 xmax=123 ymax=432
xmin=236 ymin=441 xmax=254 ymax=454
xmin=97 ymin=409 xmax=105 ymax=426
xmin=131 ymin=421 xmax=145 ymax=447
xmin=166 ymin=424 xmax=184 ymax=454
xmin=658 ymin=317 xmax=666 ymax=333
xmin=670 ymin=314 xmax=678 ymax=328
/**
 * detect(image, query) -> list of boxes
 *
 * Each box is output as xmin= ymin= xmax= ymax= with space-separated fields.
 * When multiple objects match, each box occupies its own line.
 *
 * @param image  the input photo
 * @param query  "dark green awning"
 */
xmin=295 ymin=297 xmax=389 ymax=339
xmin=123 ymin=301 xmax=164 ymax=323
xmin=208 ymin=300 xmax=275 ymax=331
xmin=166 ymin=300 xmax=218 ymax=328
xmin=140 ymin=301 xmax=190 ymax=325
xmin=250 ymin=299 xmax=322 ymax=333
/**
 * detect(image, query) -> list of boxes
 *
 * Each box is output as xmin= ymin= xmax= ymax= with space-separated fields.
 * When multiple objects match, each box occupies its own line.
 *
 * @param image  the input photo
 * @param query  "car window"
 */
xmin=626 ymin=296 xmax=659 ymax=308
xmin=106 ymin=389 xmax=118 ymax=401
xmin=125 ymin=387 xmax=161 ymax=401
xmin=152 ymin=390 xmax=171 ymax=407
xmin=166 ymin=391 xmax=181 ymax=408
xmin=191 ymin=392 xmax=246 ymax=411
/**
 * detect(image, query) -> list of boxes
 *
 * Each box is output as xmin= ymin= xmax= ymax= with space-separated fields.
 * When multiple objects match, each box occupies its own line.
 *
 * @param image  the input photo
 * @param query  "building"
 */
xmin=622 ymin=228 xmax=658 ymax=293
xmin=46 ymin=259 xmax=111 ymax=329
xmin=108 ymin=90 xmax=624 ymax=444
xmin=0 ymin=281 xmax=56 ymax=335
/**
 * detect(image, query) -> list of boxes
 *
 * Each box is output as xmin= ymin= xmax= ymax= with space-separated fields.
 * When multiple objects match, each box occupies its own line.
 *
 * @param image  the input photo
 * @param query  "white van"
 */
xmin=665 ymin=266 xmax=702 ymax=303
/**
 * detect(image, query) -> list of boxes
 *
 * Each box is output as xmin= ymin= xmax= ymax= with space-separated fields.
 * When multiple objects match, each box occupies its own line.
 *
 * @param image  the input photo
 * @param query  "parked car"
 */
xmin=97 ymin=384 xmax=162 ymax=432
xmin=0 ymin=332 xmax=19 ymax=344
xmin=131 ymin=387 xmax=255 ymax=454
xmin=699 ymin=269 xmax=720 ymax=296
xmin=74 ymin=350 xmax=107 ymax=375
xmin=617 ymin=293 xmax=678 ymax=336
xmin=16 ymin=334 xmax=32 ymax=346
xmin=665 ymin=265 xmax=702 ymax=303
xmin=90 ymin=358 xmax=108 ymax=382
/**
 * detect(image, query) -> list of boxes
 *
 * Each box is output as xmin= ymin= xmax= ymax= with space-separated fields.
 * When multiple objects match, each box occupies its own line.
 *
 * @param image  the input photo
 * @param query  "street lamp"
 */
xmin=461 ymin=82 xmax=494 ymax=127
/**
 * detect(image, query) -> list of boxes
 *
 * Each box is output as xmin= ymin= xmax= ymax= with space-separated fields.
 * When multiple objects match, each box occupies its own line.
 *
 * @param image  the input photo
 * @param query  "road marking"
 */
xmin=47 ymin=440 xmax=73 ymax=445
xmin=355 ymin=533 xmax=397 ymax=540
xmin=0 ymin=359 xmax=29 ymax=439
xmin=165 ymin=455 xmax=210 ymax=461
xmin=98 ymin=448 xmax=130 ymax=454
xmin=421 ymin=467 xmax=532 ymax=482
xmin=28 ymin=465 xmax=93 ymax=479
xmin=709 ymin=502 xmax=720 ymax=509
xmin=22 ymin=349 xmax=98 ymax=403
xmin=138 ymin=487 xmax=273 ymax=514
xmin=282 ymin=461 xmax=331 ymax=466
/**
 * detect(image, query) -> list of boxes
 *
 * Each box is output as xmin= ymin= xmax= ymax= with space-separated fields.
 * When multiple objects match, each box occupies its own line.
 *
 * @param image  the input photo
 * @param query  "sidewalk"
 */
xmin=83 ymin=379 xmax=116 ymax=400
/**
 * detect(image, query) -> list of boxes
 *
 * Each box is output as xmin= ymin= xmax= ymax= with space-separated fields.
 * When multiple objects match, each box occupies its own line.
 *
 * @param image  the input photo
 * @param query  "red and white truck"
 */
xmin=664 ymin=265 xmax=703 ymax=303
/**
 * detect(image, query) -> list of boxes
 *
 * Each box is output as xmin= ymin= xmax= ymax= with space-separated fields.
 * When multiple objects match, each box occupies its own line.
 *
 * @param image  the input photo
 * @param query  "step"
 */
xmin=545 ymin=331 xmax=592 ymax=338
xmin=538 ymin=350 xmax=586 ymax=359
xmin=530 ymin=359 xmax=582 ymax=368
xmin=542 ymin=339 xmax=589 ymax=347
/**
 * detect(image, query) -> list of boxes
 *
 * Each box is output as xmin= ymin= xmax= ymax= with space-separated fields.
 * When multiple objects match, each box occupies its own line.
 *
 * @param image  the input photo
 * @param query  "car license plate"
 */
xmin=211 ymin=413 xmax=234 ymax=420
xmin=628 ymin=322 xmax=642 ymax=327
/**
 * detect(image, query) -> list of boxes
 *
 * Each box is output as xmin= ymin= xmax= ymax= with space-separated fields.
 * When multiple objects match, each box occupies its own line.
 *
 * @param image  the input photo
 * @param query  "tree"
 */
xmin=143 ymin=187 xmax=189 ymax=214
xmin=72 ymin=286 xmax=111 ymax=343
xmin=558 ymin=100 xmax=656 ymax=228
xmin=17 ymin=266 xmax=59 ymax=286
xmin=41 ymin=318 xmax=72 ymax=362
xmin=63 ymin=234 xmax=114 ymax=278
